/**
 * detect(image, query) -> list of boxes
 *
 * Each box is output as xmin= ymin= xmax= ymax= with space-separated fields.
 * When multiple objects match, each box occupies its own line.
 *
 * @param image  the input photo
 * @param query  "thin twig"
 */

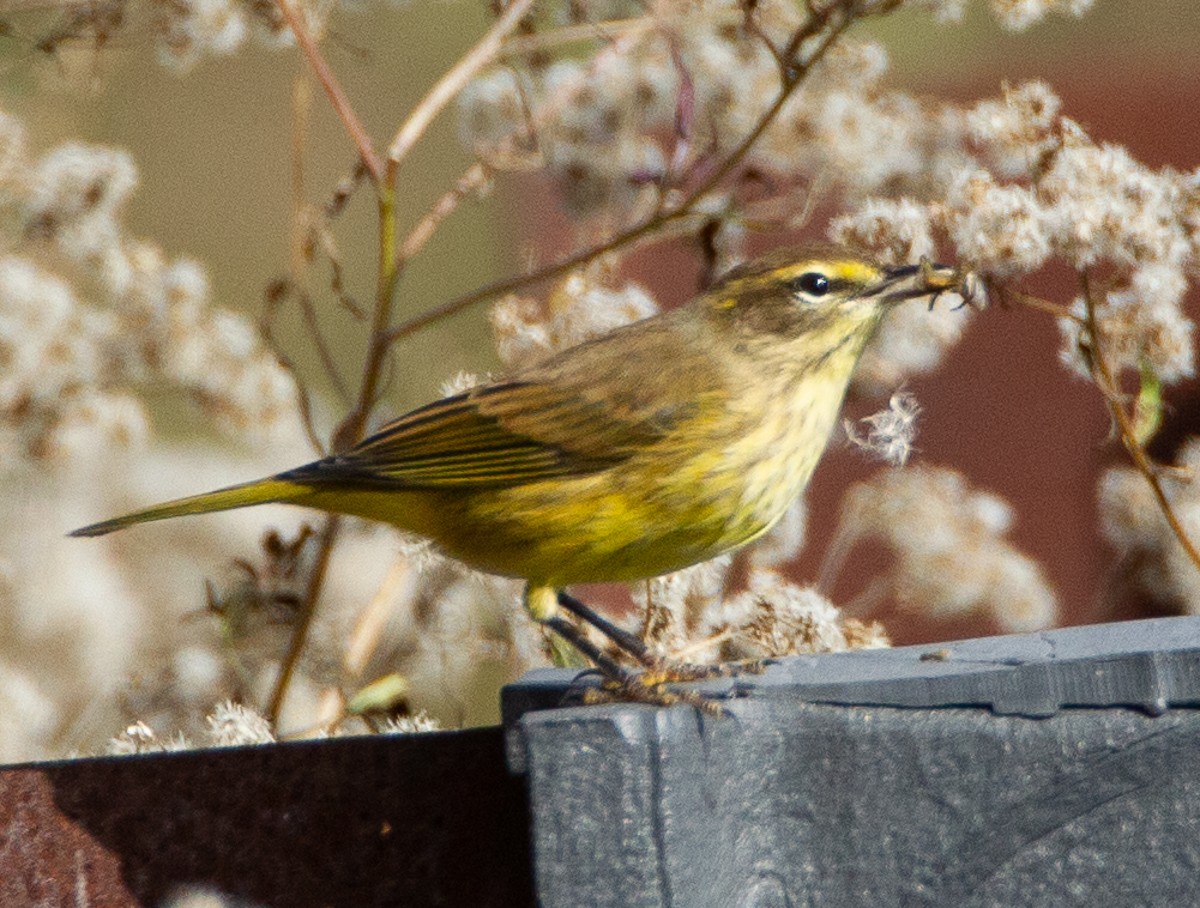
xmin=266 ymin=515 xmax=340 ymax=725
xmin=290 ymin=73 xmax=311 ymax=276
xmin=272 ymin=0 xmax=383 ymax=183
xmin=284 ymin=76 xmax=353 ymax=406
xmin=326 ymin=161 xmax=369 ymax=219
xmin=388 ymin=214 xmax=672 ymax=344
xmin=1001 ymin=286 xmax=1082 ymax=322
xmin=385 ymin=0 xmax=536 ymax=182
xmin=387 ymin=19 xmax=653 ymax=279
xmin=396 ymin=162 xmax=491 ymax=264
xmin=266 ymin=0 xmax=396 ymax=714
xmin=312 ymin=224 xmax=367 ymax=320
xmin=259 ymin=309 xmax=326 ymax=455
xmin=345 ymin=556 xmax=413 ymax=678
xmin=296 ymin=289 xmax=353 ymax=404
xmin=1079 ymin=270 xmax=1200 ymax=574
xmin=385 ymin=3 xmax=856 ymax=346
xmin=267 ymin=188 xmax=399 ymax=715
xmin=340 ymin=189 xmax=400 ymax=444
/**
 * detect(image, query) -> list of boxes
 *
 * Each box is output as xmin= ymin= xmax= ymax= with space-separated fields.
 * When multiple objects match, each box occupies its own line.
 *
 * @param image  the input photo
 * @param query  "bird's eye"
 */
xmin=790 ymin=272 xmax=830 ymax=298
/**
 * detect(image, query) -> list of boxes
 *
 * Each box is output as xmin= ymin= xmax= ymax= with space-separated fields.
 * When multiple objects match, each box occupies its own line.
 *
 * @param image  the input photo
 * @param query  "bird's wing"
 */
xmin=284 ymin=317 xmax=723 ymax=490
xmin=294 ymin=383 xmax=621 ymax=488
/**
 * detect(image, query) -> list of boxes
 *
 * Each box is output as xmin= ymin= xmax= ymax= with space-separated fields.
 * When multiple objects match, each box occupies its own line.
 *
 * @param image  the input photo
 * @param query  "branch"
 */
xmin=266 ymin=515 xmax=340 ymax=725
xmin=385 ymin=0 xmax=536 ymax=183
xmin=273 ymin=0 xmax=383 ymax=183
xmin=267 ymin=191 xmax=399 ymax=717
xmin=1002 ymin=285 xmax=1083 ymax=323
xmin=385 ymin=3 xmax=856 ymax=346
xmin=499 ymin=16 xmax=658 ymax=56
xmin=1079 ymin=270 xmax=1200 ymax=574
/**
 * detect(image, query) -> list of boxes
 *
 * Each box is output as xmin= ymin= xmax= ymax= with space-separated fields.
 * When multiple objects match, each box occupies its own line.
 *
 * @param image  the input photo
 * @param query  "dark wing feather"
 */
xmin=282 ymin=313 xmax=722 ymax=490
xmin=281 ymin=382 xmax=631 ymax=489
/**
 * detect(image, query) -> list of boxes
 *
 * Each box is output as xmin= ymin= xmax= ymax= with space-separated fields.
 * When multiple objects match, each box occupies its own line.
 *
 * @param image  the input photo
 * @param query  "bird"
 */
xmin=72 ymin=247 xmax=962 ymax=701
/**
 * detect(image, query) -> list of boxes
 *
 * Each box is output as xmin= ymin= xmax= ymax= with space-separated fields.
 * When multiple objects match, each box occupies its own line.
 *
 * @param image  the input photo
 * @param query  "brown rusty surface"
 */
xmin=0 ymin=727 xmax=534 ymax=908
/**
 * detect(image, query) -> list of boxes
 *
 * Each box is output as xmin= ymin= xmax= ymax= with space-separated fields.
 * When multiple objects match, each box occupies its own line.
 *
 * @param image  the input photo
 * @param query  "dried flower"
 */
xmin=989 ymin=0 xmax=1095 ymax=31
xmin=106 ymin=720 xmax=193 ymax=755
xmin=24 ymin=143 xmax=137 ymax=262
xmin=206 ymin=700 xmax=275 ymax=746
xmin=1040 ymin=132 xmax=1192 ymax=270
xmin=836 ymin=467 xmax=1057 ymax=632
xmin=721 ymin=569 xmax=889 ymax=659
xmin=966 ymin=80 xmax=1062 ymax=177
xmin=1098 ymin=443 xmax=1200 ymax=612
xmin=491 ymin=270 xmax=658 ymax=367
xmin=844 ymin=391 xmax=920 ymax=466
xmin=828 ymin=197 xmax=935 ymax=266
xmin=154 ymin=0 xmax=249 ymax=71
xmin=630 ymin=555 xmax=732 ymax=658
xmin=939 ymin=167 xmax=1051 ymax=276
xmin=1058 ymin=269 xmax=1195 ymax=384
xmin=380 ymin=711 xmax=442 ymax=734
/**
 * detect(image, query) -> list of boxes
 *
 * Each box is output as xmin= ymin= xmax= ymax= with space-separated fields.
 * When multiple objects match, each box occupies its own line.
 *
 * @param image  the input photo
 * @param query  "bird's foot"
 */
xmin=546 ymin=615 xmax=736 ymax=716
xmin=579 ymin=667 xmax=729 ymax=718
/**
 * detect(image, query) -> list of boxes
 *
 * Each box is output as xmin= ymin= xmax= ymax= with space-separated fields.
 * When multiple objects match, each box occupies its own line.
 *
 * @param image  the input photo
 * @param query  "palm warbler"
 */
xmin=72 ymin=248 xmax=959 ymax=687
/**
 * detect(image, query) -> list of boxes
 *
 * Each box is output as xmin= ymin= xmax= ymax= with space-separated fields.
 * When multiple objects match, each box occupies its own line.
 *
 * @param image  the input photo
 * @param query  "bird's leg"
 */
xmin=556 ymin=590 xmax=750 ymax=683
xmin=555 ymin=591 xmax=654 ymax=665
xmin=541 ymin=616 xmax=725 ymax=716
xmin=525 ymin=584 xmax=728 ymax=714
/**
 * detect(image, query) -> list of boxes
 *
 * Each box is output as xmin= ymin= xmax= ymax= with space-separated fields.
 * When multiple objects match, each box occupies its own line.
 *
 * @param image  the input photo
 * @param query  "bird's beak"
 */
xmin=869 ymin=261 xmax=961 ymax=304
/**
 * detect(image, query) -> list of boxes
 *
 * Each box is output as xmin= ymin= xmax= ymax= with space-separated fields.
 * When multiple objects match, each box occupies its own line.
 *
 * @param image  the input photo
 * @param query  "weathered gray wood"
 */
xmin=504 ymin=616 xmax=1200 ymax=908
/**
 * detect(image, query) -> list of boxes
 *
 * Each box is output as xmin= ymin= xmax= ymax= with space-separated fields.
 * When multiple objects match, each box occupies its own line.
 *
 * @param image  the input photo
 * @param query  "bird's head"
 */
xmin=702 ymin=247 xmax=962 ymax=373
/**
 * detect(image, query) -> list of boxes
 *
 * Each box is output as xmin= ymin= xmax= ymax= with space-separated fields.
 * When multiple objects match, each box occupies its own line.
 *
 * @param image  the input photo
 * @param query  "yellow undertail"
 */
xmin=68 ymin=478 xmax=302 ymax=537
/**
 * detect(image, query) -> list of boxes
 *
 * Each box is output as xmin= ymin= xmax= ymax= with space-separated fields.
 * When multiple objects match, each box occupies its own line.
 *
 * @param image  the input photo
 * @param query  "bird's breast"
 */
xmin=716 ymin=372 xmax=849 ymax=547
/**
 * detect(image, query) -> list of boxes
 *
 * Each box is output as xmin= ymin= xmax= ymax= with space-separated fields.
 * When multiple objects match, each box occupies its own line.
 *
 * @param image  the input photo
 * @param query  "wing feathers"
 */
xmin=281 ymin=317 xmax=720 ymax=492
xmin=283 ymin=383 xmax=626 ymax=490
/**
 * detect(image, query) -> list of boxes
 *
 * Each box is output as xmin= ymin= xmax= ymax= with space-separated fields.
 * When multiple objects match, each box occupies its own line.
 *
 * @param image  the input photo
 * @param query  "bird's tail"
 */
xmin=69 ymin=478 xmax=301 ymax=538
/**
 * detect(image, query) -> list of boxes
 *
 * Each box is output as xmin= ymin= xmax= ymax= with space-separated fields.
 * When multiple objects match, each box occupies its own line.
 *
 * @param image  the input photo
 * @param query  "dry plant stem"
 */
xmin=271 ymin=0 xmax=523 ymax=715
xmin=266 ymin=514 xmax=341 ymax=724
xmin=398 ymin=164 xmax=490 ymax=264
xmin=272 ymin=0 xmax=383 ymax=183
xmin=268 ymin=190 xmax=399 ymax=720
xmin=348 ymin=189 xmax=400 ymax=443
xmin=385 ymin=0 xmax=535 ymax=181
xmin=288 ymin=75 xmax=354 ymax=408
xmin=267 ymin=12 xmax=400 ymax=713
xmin=344 ymin=557 xmax=412 ymax=678
xmin=1079 ymin=270 xmax=1200 ymax=575
xmin=259 ymin=314 xmax=326 ymax=455
xmin=385 ymin=4 xmax=860 ymax=347
xmin=297 ymin=289 xmax=353 ymax=404
xmin=290 ymin=73 xmax=311 ymax=276
xmin=815 ymin=522 xmax=855 ymax=594
xmin=1002 ymin=285 xmax=1082 ymax=323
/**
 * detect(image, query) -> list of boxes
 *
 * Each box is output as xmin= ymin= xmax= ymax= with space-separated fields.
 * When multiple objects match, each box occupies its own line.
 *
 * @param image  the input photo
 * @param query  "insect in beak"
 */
xmin=871 ymin=258 xmax=974 ymax=308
